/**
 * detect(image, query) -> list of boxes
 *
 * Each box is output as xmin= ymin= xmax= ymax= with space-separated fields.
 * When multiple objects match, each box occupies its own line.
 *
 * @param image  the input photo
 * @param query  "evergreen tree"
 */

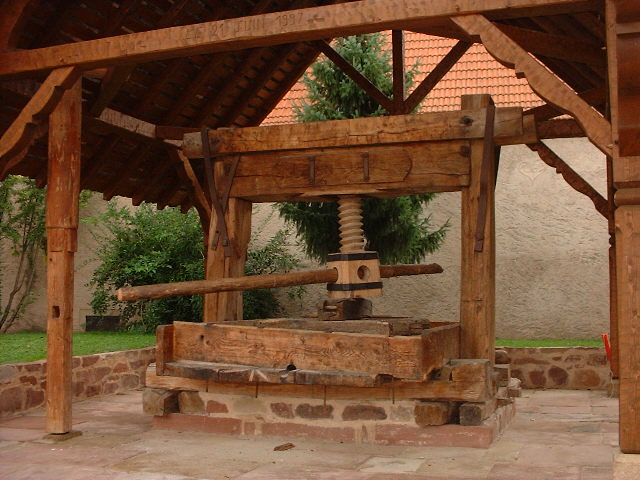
xmin=278 ymin=34 xmax=447 ymax=264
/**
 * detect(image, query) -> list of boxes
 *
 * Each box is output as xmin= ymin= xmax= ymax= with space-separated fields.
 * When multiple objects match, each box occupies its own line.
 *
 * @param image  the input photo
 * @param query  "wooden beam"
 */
xmin=527 ymin=142 xmax=608 ymax=218
xmin=537 ymin=118 xmax=586 ymax=139
xmin=0 ymin=0 xmax=599 ymax=78
xmin=313 ymin=40 xmax=393 ymax=113
xmin=392 ymin=30 xmax=406 ymax=114
xmin=184 ymin=108 xmax=524 ymax=157
xmin=460 ymin=94 xmax=496 ymax=363
xmin=0 ymin=67 xmax=80 ymax=173
xmin=45 ymin=77 xmax=82 ymax=435
xmin=404 ymin=40 xmax=472 ymax=113
xmin=452 ymin=14 xmax=612 ymax=156
xmin=171 ymin=149 xmax=211 ymax=222
xmin=525 ymin=86 xmax=607 ymax=122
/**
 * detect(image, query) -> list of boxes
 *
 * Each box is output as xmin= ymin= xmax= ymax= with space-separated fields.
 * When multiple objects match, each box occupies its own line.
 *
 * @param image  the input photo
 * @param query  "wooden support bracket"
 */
xmin=452 ymin=14 xmax=612 ymax=156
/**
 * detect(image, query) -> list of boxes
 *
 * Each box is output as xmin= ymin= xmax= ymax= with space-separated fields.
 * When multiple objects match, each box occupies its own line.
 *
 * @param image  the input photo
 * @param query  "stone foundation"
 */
xmin=149 ymin=389 xmax=516 ymax=448
xmin=0 ymin=347 xmax=155 ymax=417
xmin=496 ymin=347 xmax=610 ymax=390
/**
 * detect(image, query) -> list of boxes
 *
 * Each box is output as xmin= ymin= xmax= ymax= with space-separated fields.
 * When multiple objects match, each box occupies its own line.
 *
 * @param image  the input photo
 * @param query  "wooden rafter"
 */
xmin=312 ymin=40 xmax=393 ymax=113
xmin=0 ymin=0 xmax=37 ymax=51
xmin=392 ymin=30 xmax=406 ymax=114
xmin=452 ymin=14 xmax=612 ymax=156
xmin=0 ymin=0 xmax=599 ymax=78
xmin=217 ymin=43 xmax=300 ymax=127
xmin=0 ymin=66 xmax=80 ymax=172
xmin=495 ymin=23 xmax=606 ymax=67
xmin=528 ymin=141 xmax=608 ymax=218
xmin=404 ymin=40 xmax=472 ymax=113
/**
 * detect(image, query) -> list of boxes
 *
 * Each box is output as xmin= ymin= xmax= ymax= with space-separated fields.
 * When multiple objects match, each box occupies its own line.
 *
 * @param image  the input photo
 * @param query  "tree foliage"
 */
xmin=88 ymin=202 xmax=302 ymax=332
xmin=279 ymin=34 xmax=447 ymax=264
xmin=0 ymin=176 xmax=46 ymax=333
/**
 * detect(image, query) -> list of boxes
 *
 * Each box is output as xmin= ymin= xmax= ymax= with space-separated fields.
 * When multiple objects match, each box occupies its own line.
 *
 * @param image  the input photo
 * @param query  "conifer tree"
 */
xmin=278 ymin=34 xmax=447 ymax=264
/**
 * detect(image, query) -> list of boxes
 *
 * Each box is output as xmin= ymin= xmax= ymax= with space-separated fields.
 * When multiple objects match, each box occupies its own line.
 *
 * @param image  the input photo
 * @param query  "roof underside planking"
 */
xmin=0 ymin=0 xmax=608 ymax=211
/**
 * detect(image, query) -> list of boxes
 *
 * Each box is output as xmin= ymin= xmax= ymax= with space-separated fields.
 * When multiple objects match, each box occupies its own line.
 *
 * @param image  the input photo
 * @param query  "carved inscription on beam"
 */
xmin=0 ymin=0 xmax=598 ymax=77
xmin=452 ymin=14 xmax=612 ymax=156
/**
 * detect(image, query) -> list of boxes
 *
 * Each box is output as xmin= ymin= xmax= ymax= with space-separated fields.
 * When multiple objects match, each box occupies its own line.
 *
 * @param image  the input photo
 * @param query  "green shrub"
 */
xmin=87 ymin=202 xmax=302 ymax=332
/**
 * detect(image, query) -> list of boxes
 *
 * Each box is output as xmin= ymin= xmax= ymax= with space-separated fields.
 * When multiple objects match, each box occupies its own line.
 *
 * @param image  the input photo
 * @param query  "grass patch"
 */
xmin=496 ymin=338 xmax=603 ymax=348
xmin=0 ymin=332 xmax=155 ymax=365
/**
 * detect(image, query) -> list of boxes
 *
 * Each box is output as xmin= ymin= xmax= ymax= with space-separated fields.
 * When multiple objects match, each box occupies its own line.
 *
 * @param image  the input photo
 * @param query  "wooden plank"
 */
xmin=615 ymin=206 xmax=640 ymax=453
xmin=156 ymin=324 xmax=174 ymax=376
xmin=0 ymin=0 xmax=597 ymax=78
xmin=183 ymin=108 xmax=524 ymax=157
xmin=145 ymin=361 xmax=491 ymax=402
xmin=453 ymin=14 xmax=613 ymax=156
xmin=171 ymin=321 xmax=426 ymax=380
xmin=0 ymin=67 xmax=80 ymax=173
xmin=45 ymin=77 xmax=82 ymax=435
xmin=421 ymin=324 xmax=460 ymax=378
xmin=459 ymin=95 xmax=496 ymax=364
xmin=222 ymin=142 xmax=470 ymax=201
xmin=313 ymin=40 xmax=393 ymax=113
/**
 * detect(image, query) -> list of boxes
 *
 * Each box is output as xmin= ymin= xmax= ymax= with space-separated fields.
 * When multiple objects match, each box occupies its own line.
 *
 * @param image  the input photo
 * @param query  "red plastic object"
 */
xmin=602 ymin=333 xmax=612 ymax=363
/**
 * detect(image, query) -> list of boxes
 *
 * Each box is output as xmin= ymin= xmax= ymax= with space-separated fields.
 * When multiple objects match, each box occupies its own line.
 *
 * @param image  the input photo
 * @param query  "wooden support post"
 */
xmin=203 ymin=160 xmax=252 ymax=322
xmin=460 ymin=94 xmax=496 ymax=363
xmin=606 ymin=0 xmax=640 ymax=453
xmin=45 ymin=77 xmax=81 ymax=434
xmin=391 ymin=29 xmax=406 ymax=114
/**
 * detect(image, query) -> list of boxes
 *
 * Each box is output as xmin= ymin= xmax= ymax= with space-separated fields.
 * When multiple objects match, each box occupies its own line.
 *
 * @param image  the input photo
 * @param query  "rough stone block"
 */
xmin=494 ymin=364 xmax=510 ymax=387
xmin=295 ymin=403 xmax=333 ymax=419
xmin=374 ymin=423 xmax=494 ymax=448
xmin=0 ymin=386 xmax=24 ymax=415
xmin=143 ymin=388 xmax=179 ymax=416
xmin=507 ymin=377 xmax=522 ymax=398
xmin=179 ymin=391 xmax=205 ymax=414
xmin=414 ymin=401 xmax=455 ymax=426
xmin=495 ymin=349 xmax=510 ymax=364
xmin=342 ymin=404 xmax=387 ymax=421
xmin=270 ymin=402 xmax=294 ymax=419
xmin=206 ymin=399 xmax=229 ymax=414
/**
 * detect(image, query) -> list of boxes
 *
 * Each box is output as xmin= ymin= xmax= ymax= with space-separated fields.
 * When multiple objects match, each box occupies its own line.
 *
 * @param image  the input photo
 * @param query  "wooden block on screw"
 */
xmin=459 ymin=398 xmax=497 ymax=426
xmin=414 ymin=401 xmax=456 ymax=426
xmin=143 ymin=388 xmax=179 ymax=416
xmin=494 ymin=364 xmax=510 ymax=387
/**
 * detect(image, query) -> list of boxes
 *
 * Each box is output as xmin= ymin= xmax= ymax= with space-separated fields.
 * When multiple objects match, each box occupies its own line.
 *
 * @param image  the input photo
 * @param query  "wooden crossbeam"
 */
xmin=528 ymin=141 xmax=608 ymax=218
xmin=313 ymin=40 xmax=393 ymax=113
xmin=452 ymin=14 xmax=612 ymax=156
xmin=537 ymin=118 xmax=586 ymax=139
xmin=525 ymin=87 xmax=606 ymax=122
xmin=0 ymin=0 xmax=599 ymax=78
xmin=404 ymin=40 xmax=472 ymax=113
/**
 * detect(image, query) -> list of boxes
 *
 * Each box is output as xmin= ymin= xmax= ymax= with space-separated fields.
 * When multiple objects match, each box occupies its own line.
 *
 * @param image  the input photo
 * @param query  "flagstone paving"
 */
xmin=0 ymin=389 xmax=622 ymax=479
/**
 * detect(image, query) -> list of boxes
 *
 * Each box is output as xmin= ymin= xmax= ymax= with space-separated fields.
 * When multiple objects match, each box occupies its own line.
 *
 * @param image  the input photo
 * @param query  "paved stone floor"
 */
xmin=0 ymin=389 xmax=621 ymax=479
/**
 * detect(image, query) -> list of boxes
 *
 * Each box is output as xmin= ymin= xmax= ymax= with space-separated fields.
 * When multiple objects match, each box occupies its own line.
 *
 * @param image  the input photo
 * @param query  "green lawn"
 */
xmin=0 ymin=331 xmax=603 ymax=365
xmin=0 ymin=332 xmax=155 ymax=365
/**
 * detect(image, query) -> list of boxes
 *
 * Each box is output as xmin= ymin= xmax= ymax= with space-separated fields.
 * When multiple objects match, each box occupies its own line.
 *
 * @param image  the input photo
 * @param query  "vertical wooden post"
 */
xmin=45 ymin=77 xmax=81 ymax=434
xmin=460 ymin=94 xmax=496 ymax=363
xmin=606 ymin=154 xmax=619 ymax=379
xmin=391 ymin=29 xmax=406 ymax=114
xmin=203 ymin=162 xmax=252 ymax=322
xmin=607 ymin=0 xmax=640 ymax=453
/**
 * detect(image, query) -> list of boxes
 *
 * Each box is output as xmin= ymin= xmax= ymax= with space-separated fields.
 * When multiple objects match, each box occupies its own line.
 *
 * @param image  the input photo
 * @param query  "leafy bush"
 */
xmin=88 ymin=202 xmax=302 ymax=332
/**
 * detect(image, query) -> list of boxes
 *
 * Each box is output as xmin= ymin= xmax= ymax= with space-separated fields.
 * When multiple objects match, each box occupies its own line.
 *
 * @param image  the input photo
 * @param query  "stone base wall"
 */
xmin=0 ymin=347 xmax=155 ymax=417
xmin=151 ymin=390 xmax=515 ymax=448
xmin=497 ymin=347 xmax=610 ymax=390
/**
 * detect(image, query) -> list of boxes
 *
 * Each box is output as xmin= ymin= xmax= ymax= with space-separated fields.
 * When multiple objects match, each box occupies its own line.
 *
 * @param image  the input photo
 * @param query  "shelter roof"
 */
xmin=0 ymin=0 xmax=607 ymax=210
